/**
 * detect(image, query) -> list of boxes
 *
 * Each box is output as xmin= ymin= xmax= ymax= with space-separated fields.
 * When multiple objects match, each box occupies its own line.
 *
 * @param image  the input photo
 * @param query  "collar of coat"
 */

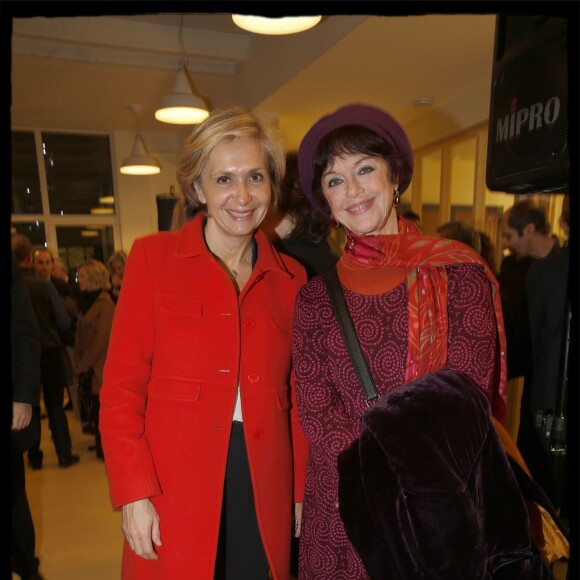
xmin=174 ymin=211 xmax=296 ymax=280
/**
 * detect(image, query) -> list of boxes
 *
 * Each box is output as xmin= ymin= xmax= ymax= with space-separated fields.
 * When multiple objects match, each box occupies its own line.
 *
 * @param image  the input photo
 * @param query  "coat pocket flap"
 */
xmin=158 ymin=295 xmax=203 ymax=317
xmin=150 ymin=376 xmax=202 ymax=401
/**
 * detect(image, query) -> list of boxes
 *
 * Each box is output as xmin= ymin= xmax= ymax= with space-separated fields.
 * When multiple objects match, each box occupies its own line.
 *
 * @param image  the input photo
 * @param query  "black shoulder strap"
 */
xmin=322 ymin=268 xmax=379 ymax=404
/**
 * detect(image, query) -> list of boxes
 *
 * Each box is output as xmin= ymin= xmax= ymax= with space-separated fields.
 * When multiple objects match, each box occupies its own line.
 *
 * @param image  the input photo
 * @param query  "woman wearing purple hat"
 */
xmin=293 ymin=103 xmax=508 ymax=578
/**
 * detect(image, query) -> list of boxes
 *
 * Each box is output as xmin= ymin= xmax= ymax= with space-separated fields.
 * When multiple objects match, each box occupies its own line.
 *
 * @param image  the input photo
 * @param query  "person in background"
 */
xmin=436 ymin=221 xmax=500 ymax=279
xmin=293 ymin=103 xmax=507 ymax=578
xmin=99 ymin=106 xmax=308 ymax=580
xmin=52 ymin=256 xmax=94 ymax=431
xmin=74 ymin=259 xmax=116 ymax=460
xmin=498 ymin=201 xmax=559 ymax=465
xmin=12 ymin=234 xmax=79 ymax=470
xmin=106 ymin=249 xmax=127 ymax=303
xmin=436 ymin=220 xmax=482 ymax=253
xmin=478 ymin=230 xmax=499 ymax=278
xmin=435 ymin=220 xmax=499 ymax=278
xmin=34 ymin=248 xmax=80 ymax=413
xmin=51 ymin=257 xmax=69 ymax=282
xmin=11 ymin=251 xmax=44 ymax=580
xmin=500 ymin=200 xmax=558 ymax=262
xmin=53 ymin=257 xmax=83 ymax=307
xmin=522 ymin=194 xmax=570 ymax=514
xmin=32 ymin=247 xmax=55 ymax=281
xmin=497 ymin=255 xmax=535 ymax=382
xmin=261 ymin=151 xmax=339 ymax=279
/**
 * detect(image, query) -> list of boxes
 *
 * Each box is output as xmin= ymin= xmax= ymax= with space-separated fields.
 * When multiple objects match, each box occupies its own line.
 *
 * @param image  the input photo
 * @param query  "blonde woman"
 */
xmin=100 ymin=106 xmax=308 ymax=579
xmin=74 ymin=259 xmax=115 ymax=460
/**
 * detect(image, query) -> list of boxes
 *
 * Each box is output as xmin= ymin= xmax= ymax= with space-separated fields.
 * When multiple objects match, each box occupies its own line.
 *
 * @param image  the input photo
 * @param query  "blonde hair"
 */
xmin=78 ymin=259 xmax=112 ymax=291
xmin=177 ymin=106 xmax=286 ymax=219
xmin=170 ymin=194 xmax=188 ymax=231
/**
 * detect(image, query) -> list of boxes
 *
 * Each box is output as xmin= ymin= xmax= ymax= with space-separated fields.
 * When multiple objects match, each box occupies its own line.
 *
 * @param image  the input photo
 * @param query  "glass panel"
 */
xmin=11 ymin=131 xmax=43 ymax=214
xmin=41 ymin=133 xmax=115 ymax=215
xmin=449 ymin=137 xmax=477 ymax=226
xmin=420 ymin=150 xmax=441 ymax=236
xmin=11 ymin=221 xmax=46 ymax=247
xmin=55 ymin=225 xmax=115 ymax=282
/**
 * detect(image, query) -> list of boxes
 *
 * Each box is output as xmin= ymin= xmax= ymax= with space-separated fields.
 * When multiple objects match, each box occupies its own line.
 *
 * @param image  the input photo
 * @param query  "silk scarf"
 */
xmin=340 ymin=217 xmax=507 ymax=423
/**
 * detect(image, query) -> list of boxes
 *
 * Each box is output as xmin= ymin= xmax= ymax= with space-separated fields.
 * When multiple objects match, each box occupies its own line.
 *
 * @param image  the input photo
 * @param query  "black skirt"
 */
xmin=214 ymin=421 xmax=269 ymax=580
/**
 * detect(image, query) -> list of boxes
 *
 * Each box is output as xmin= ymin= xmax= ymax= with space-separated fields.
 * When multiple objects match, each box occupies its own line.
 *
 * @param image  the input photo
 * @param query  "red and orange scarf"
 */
xmin=337 ymin=217 xmax=507 ymax=424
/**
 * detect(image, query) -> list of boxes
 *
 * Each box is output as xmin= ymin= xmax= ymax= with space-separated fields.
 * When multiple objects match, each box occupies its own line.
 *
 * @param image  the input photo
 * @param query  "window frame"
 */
xmin=11 ymin=127 xmax=122 ymax=253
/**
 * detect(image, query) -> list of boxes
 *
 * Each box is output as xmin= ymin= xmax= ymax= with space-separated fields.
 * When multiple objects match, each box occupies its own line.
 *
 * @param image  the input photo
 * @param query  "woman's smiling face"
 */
xmin=321 ymin=152 xmax=399 ymax=236
xmin=198 ymin=136 xmax=272 ymax=239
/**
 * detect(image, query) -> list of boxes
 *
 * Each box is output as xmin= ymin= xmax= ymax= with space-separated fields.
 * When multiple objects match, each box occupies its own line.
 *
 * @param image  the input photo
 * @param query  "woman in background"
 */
xmin=74 ymin=259 xmax=115 ymax=460
xmin=106 ymin=250 xmax=127 ymax=303
xmin=99 ymin=106 xmax=308 ymax=580
xmin=261 ymin=152 xmax=339 ymax=279
xmin=436 ymin=220 xmax=499 ymax=277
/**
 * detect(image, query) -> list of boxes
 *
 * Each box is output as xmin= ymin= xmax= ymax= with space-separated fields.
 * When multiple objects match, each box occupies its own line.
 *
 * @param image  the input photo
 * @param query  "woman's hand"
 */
xmin=122 ymin=498 xmax=162 ymax=560
xmin=294 ymin=502 xmax=303 ymax=538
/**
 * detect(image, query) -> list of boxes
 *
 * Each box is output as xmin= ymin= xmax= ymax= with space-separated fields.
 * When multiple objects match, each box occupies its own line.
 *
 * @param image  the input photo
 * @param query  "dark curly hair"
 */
xmin=280 ymin=153 xmax=332 ymax=244
xmin=506 ymin=200 xmax=551 ymax=236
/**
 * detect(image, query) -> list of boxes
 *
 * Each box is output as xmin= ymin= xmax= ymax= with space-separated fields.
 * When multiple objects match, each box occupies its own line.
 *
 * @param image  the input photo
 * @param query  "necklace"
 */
xmin=229 ymin=246 xmax=253 ymax=279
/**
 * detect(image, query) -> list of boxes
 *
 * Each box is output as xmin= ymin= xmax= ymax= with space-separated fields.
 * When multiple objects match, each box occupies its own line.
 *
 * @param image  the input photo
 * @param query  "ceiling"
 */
xmin=6 ymin=9 xmax=524 ymax=151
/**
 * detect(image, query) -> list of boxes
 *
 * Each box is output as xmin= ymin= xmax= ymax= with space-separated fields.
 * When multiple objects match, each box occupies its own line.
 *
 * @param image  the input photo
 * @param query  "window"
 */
xmin=11 ymin=131 xmax=42 ymax=214
xmin=11 ymin=129 xmax=119 ymax=273
xmin=42 ymin=132 xmax=115 ymax=215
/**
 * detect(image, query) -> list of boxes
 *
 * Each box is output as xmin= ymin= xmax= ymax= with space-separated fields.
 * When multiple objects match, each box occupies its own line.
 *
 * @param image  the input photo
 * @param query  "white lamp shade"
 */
xmin=232 ymin=15 xmax=322 ymax=35
xmin=155 ymin=69 xmax=210 ymax=125
xmin=120 ymin=134 xmax=161 ymax=175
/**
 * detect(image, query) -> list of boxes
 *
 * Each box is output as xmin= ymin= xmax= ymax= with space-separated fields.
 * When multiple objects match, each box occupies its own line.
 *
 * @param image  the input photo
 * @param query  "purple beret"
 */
xmin=298 ymin=103 xmax=414 ymax=216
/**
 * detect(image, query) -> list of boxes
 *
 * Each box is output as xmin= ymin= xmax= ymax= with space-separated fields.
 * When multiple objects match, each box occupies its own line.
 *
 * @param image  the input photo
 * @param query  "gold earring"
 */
xmin=393 ymin=190 xmax=401 ymax=207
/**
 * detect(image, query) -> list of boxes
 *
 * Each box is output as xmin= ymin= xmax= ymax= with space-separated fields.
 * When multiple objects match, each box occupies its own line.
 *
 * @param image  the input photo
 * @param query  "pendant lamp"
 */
xmin=120 ymin=104 xmax=161 ymax=176
xmin=155 ymin=15 xmax=209 ymax=125
xmin=155 ymin=66 xmax=209 ymax=124
xmin=231 ymin=15 xmax=322 ymax=35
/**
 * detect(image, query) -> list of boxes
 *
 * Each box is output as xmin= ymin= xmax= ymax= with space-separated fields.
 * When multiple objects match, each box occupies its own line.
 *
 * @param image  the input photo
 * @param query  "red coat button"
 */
xmin=248 ymin=373 xmax=260 ymax=383
xmin=253 ymin=428 xmax=264 ymax=439
xmin=243 ymin=319 xmax=255 ymax=329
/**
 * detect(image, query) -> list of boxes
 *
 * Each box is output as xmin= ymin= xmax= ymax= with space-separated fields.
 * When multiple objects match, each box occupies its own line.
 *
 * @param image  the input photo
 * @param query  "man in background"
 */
xmin=12 ymin=234 xmax=79 ymax=469
xmin=33 ymin=248 xmax=79 ymax=413
xmin=524 ymin=195 xmax=569 ymax=517
xmin=11 ymin=250 xmax=44 ymax=579
xmin=499 ymin=199 xmax=566 ymax=508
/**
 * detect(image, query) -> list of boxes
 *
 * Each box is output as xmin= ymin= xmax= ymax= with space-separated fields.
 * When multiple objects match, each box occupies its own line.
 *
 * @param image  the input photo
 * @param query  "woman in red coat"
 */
xmin=99 ymin=106 xmax=309 ymax=580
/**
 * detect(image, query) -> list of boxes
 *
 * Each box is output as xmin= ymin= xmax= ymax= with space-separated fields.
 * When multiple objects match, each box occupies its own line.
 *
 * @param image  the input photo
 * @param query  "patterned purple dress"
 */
xmin=292 ymin=264 xmax=499 ymax=579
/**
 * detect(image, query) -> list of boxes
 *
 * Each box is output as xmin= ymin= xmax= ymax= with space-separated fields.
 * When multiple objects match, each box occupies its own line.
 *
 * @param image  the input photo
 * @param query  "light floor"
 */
xmin=15 ymin=408 xmax=123 ymax=580
xmin=15 ymin=408 xmax=569 ymax=580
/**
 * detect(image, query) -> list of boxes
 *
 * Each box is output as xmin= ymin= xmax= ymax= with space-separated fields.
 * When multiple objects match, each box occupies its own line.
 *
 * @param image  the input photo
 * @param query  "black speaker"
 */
xmin=156 ymin=194 xmax=178 ymax=231
xmin=486 ymin=16 xmax=569 ymax=194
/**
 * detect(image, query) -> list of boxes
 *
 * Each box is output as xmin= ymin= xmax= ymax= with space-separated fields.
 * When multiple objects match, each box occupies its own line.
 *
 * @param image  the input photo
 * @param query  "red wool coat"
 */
xmin=99 ymin=213 xmax=309 ymax=579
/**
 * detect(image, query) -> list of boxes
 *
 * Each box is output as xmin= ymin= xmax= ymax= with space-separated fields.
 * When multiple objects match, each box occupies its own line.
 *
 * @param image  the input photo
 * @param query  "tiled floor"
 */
xmin=14 ymin=409 xmax=570 ymax=579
